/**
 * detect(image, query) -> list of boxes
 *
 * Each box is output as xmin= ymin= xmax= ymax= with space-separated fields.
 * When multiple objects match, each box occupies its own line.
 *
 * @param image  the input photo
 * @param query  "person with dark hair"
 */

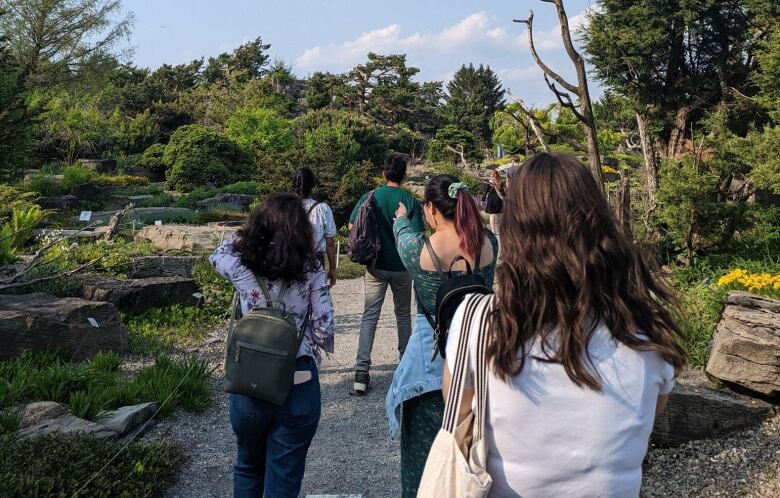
xmin=387 ymin=174 xmax=498 ymax=497
xmin=441 ymin=153 xmax=685 ymax=497
xmin=348 ymin=153 xmax=425 ymax=395
xmin=293 ymin=167 xmax=338 ymax=287
xmin=209 ymin=193 xmax=336 ymax=498
xmin=484 ymin=169 xmax=505 ymax=238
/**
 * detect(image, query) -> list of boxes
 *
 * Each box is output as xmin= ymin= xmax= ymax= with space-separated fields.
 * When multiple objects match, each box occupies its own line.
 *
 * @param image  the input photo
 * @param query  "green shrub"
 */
xmin=163 ymin=124 xmax=255 ymax=192
xmin=61 ymin=164 xmax=97 ymax=190
xmin=0 ymin=434 xmax=184 ymax=497
xmin=137 ymin=193 xmax=176 ymax=208
xmin=131 ymin=356 xmax=210 ymax=416
xmin=0 ymin=185 xmax=40 ymax=223
xmin=68 ymin=389 xmax=109 ymax=421
xmin=93 ymin=174 xmax=150 ymax=187
xmin=197 ymin=203 xmax=247 ymax=224
xmin=192 ymin=256 xmax=234 ymax=318
xmin=676 ymin=283 xmax=726 ymax=369
xmin=138 ymin=143 xmax=167 ymax=174
xmin=89 ymin=351 xmax=122 ymax=374
xmin=334 ymin=259 xmax=366 ymax=280
xmin=116 ymin=185 xmax=164 ymax=197
xmin=22 ymin=173 xmax=67 ymax=197
xmin=0 ymin=205 xmax=46 ymax=265
xmin=174 ymin=181 xmax=258 ymax=208
xmin=226 ymin=107 xmax=294 ymax=154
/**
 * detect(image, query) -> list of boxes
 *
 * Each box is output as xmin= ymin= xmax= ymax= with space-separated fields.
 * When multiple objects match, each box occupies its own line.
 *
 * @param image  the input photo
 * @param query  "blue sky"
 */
xmin=120 ymin=0 xmax=601 ymax=104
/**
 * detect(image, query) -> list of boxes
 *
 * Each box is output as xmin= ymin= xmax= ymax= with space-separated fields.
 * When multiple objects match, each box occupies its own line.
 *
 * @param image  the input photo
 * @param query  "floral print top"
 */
xmin=209 ymin=237 xmax=336 ymax=359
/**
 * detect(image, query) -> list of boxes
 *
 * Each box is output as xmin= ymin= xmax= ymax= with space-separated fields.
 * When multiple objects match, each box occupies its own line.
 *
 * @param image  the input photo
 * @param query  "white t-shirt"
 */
xmin=446 ymin=298 xmax=675 ymax=498
xmin=301 ymin=199 xmax=337 ymax=254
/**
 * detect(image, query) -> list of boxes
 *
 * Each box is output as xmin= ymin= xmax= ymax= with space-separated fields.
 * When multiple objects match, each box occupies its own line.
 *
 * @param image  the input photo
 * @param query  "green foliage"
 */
xmin=93 ymin=173 xmax=150 ymax=187
xmin=226 ymin=107 xmax=293 ymax=154
xmin=444 ymin=64 xmax=505 ymax=149
xmin=292 ymin=109 xmax=388 ymax=166
xmin=0 ymin=410 xmax=20 ymax=436
xmin=124 ymin=306 xmax=220 ymax=355
xmin=430 ymin=162 xmax=482 ymax=193
xmin=137 ymin=142 xmax=167 ymax=174
xmin=428 ymin=125 xmax=483 ymax=165
xmin=0 ymin=185 xmax=39 ymax=222
xmin=0 ymin=434 xmax=184 ymax=497
xmin=203 ymin=37 xmax=271 ymax=85
xmin=192 ymin=257 xmax=234 ymax=318
xmin=110 ymin=109 xmax=159 ymax=156
xmin=22 ymin=173 xmax=68 ymax=197
xmin=132 ymin=356 xmax=210 ymax=416
xmin=198 ymin=204 xmax=247 ymax=224
xmin=334 ymin=259 xmax=366 ymax=280
xmin=0 ymin=205 xmax=45 ymax=265
xmin=0 ymin=22 xmax=32 ymax=181
xmin=174 ymin=181 xmax=259 ymax=208
xmin=136 ymin=193 xmax=176 ymax=208
xmin=61 ymin=163 xmax=97 ymax=190
xmin=163 ymin=124 xmax=255 ymax=192
xmin=66 ymin=239 xmax=157 ymax=277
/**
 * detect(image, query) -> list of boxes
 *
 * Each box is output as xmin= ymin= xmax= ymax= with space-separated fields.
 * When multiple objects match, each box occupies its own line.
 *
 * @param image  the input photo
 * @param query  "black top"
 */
xmin=484 ymin=186 xmax=504 ymax=214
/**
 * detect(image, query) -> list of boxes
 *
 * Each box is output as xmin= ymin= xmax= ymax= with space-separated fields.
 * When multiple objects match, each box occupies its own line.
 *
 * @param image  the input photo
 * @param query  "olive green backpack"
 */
xmin=223 ymin=278 xmax=308 ymax=405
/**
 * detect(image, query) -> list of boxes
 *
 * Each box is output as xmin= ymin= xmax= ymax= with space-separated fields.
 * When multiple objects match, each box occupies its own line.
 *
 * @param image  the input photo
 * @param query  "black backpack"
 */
xmin=347 ymin=190 xmax=381 ymax=266
xmin=417 ymin=237 xmax=493 ymax=359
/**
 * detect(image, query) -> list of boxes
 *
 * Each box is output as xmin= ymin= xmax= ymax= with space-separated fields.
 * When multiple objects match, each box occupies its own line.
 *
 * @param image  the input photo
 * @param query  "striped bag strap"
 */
xmin=442 ymin=293 xmax=492 ymax=434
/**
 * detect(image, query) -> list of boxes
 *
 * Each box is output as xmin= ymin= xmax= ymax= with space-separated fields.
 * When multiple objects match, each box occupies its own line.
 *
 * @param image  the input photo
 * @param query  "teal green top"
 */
xmin=393 ymin=216 xmax=498 ymax=313
xmin=350 ymin=186 xmax=425 ymax=272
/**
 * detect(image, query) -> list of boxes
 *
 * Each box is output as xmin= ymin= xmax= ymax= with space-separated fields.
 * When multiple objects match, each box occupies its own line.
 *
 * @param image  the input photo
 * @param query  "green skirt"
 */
xmin=400 ymin=390 xmax=445 ymax=498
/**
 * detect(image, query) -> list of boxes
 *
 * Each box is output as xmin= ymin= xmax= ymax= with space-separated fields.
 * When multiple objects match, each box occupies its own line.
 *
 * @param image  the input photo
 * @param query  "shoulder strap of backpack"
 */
xmin=423 ymin=237 xmax=446 ymax=279
xmin=256 ymin=277 xmax=289 ymax=307
xmin=307 ymin=201 xmax=321 ymax=216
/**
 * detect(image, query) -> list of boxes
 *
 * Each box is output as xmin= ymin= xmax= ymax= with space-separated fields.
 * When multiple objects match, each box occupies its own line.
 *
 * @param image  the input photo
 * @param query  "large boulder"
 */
xmin=77 ymin=158 xmax=117 ymax=174
xmin=706 ymin=292 xmax=780 ymax=397
xmin=651 ymin=370 xmax=774 ymax=447
xmin=135 ymin=224 xmax=235 ymax=253
xmin=20 ymin=401 xmax=70 ymax=429
xmin=126 ymin=256 xmax=198 ymax=279
xmin=0 ymin=293 xmax=128 ymax=361
xmin=37 ymin=194 xmax=79 ymax=210
xmin=81 ymin=276 xmax=199 ymax=313
xmin=194 ymin=193 xmax=256 ymax=211
xmin=19 ymin=413 xmax=117 ymax=440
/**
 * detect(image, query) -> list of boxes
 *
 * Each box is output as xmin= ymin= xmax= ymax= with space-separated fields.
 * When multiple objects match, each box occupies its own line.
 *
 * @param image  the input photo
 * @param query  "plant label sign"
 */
xmin=154 ymin=220 xmax=163 ymax=226
xmin=87 ymin=317 xmax=99 ymax=328
xmin=79 ymin=211 xmax=92 ymax=221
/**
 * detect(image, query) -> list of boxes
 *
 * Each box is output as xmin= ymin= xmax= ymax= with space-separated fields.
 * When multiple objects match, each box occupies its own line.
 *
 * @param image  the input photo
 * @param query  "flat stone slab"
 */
xmin=651 ymin=370 xmax=774 ymax=447
xmin=37 ymin=194 xmax=79 ymax=210
xmin=0 ymin=293 xmax=128 ymax=361
xmin=19 ymin=413 xmax=117 ymax=440
xmin=126 ymin=256 xmax=198 ymax=279
xmin=20 ymin=401 xmax=70 ymax=429
xmin=99 ymin=402 xmax=158 ymax=437
xmin=81 ymin=276 xmax=199 ymax=313
xmin=135 ymin=224 xmax=235 ymax=253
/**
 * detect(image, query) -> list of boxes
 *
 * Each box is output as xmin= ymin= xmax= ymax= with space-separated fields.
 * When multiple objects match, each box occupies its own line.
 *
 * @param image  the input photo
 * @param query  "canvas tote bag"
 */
xmin=417 ymin=293 xmax=493 ymax=498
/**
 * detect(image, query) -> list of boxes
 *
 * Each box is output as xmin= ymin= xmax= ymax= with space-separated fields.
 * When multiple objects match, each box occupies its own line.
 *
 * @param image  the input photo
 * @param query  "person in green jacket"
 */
xmin=348 ymin=154 xmax=425 ymax=395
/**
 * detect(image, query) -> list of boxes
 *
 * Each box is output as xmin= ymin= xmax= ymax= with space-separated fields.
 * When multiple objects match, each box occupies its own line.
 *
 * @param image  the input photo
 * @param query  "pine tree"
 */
xmin=443 ymin=64 xmax=505 ymax=150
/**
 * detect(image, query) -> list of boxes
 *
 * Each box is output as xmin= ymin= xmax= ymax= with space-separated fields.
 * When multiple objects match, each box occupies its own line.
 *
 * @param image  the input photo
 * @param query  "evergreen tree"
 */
xmin=0 ymin=11 xmax=31 ymax=180
xmin=443 ymin=64 xmax=505 ymax=150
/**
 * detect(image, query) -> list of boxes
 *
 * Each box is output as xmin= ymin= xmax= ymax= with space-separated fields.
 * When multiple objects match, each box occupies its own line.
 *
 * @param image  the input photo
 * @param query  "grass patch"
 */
xmin=124 ymin=305 xmax=220 ymax=355
xmin=136 ymin=192 xmax=176 ymax=208
xmin=0 ymin=433 xmax=184 ymax=497
xmin=175 ymin=181 xmax=258 ymax=208
xmin=0 ymin=349 xmax=210 ymax=420
xmin=192 ymin=256 xmax=234 ymax=318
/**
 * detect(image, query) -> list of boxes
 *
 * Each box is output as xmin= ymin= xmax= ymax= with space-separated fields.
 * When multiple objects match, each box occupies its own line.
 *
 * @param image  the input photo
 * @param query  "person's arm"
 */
xmin=409 ymin=198 xmax=426 ymax=233
xmin=208 ymin=237 xmax=264 ymax=310
xmin=656 ymin=394 xmax=670 ymax=416
xmin=325 ymin=237 xmax=337 ymax=287
xmin=309 ymin=267 xmax=335 ymax=354
xmin=393 ymin=205 xmax=424 ymax=273
xmin=656 ymin=361 xmax=676 ymax=416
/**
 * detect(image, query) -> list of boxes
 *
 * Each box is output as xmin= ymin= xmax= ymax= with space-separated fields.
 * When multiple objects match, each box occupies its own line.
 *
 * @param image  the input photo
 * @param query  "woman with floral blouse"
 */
xmin=210 ymin=193 xmax=335 ymax=498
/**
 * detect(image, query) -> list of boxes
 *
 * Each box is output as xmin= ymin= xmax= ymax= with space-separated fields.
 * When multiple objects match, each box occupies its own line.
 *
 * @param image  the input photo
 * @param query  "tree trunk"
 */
xmin=666 ymin=106 xmax=690 ymax=159
xmin=636 ymin=112 xmax=659 ymax=206
xmin=616 ymin=170 xmax=632 ymax=239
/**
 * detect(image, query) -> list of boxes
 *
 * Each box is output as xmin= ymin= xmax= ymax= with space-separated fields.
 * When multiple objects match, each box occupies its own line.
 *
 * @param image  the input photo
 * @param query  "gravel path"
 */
xmin=150 ymin=277 xmax=780 ymax=497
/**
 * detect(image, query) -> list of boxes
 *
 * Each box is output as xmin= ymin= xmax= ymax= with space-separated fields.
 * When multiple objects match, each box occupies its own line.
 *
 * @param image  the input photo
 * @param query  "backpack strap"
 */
xmin=423 ymin=237 xmax=446 ymax=279
xmin=306 ymin=200 xmax=321 ymax=216
xmin=256 ymin=277 xmax=289 ymax=308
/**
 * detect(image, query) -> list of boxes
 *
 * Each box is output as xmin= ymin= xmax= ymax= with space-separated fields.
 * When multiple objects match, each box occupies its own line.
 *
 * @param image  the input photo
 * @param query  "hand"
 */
xmin=395 ymin=202 xmax=408 ymax=219
xmin=327 ymin=268 xmax=337 ymax=288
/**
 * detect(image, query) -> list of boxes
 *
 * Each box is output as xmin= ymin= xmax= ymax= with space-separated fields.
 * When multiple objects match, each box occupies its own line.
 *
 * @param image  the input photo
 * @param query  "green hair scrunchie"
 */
xmin=448 ymin=182 xmax=468 ymax=199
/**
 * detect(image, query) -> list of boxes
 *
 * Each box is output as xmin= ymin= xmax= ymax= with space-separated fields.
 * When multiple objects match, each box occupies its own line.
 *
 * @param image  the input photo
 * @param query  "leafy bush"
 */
xmin=197 ymin=203 xmax=247 ymax=224
xmin=427 ymin=125 xmax=483 ymax=165
xmin=0 ymin=434 xmax=184 ymax=497
xmin=93 ymin=174 xmax=150 ymax=187
xmin=138 ymin=143 xmax=167 ymax=174
xmin=137 ymin=193 xmax=176 ymax=208
xmin=163 ymin=124 xmax=255 ymax=192
xmin=0 ymin=410 xmax=20 ymax=436
xmin=61 ymin=164 xmax=97 ymax=190
xmin=0 ymin=205 xmax=46 ymax=265
xmin=175 ymin=181 xmax=259 ymax=208
xmin=22 ymin=173 xmax=68 ymax=197
xmin=192 ymin=256 xmax=234 ymax=318
xmin=64 ymin=239 xmax=157 ymax=277
xmin=226 ymin=107 xmax=293 ymax=154
xmin=0 ymin=186 xmax=40 ymax=223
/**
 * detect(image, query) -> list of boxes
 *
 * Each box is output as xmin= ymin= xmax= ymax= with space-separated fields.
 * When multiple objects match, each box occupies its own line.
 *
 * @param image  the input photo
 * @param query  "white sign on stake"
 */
xmin=79 ymin=211 xmax=92 ymax=221
xmin=87 ymin=317 xmax=99 ymax=328
xmin=154 ymin=220 xmax=163 ymax=226
xmin=192 ymin=292 xmax=204 ymax=300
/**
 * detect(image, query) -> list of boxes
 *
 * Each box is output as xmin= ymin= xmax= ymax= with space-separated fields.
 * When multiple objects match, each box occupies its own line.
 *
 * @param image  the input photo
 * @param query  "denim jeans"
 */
xmin=229 ymin=356 xmax=321 ymax=498
xmin=354 ymin=268 xmax=413 ymax=372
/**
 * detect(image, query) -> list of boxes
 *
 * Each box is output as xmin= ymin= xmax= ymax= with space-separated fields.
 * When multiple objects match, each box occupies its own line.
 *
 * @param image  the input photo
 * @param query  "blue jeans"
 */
xmin=229 ymin=356 xmax=321 ymax=498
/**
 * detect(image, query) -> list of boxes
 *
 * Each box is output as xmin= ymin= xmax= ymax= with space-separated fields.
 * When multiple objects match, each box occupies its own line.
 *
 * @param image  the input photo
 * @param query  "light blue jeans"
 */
xmin=386 ymin=314 xmax=443 ymax=438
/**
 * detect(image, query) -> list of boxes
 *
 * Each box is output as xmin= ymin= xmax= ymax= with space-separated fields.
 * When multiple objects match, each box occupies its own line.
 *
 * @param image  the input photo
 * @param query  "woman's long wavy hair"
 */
xmin=233 ymin=193 xmax=318 ymax=282
xmin=425 ymin=174 xmax=485 ymax=259
xmin=490 ymin=153 xmax=685 ymax=389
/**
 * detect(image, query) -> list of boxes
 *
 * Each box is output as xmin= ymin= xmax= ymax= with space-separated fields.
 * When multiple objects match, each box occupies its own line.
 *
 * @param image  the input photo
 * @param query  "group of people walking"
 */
xmin=210 ymin=152 xmax=685 ymax=498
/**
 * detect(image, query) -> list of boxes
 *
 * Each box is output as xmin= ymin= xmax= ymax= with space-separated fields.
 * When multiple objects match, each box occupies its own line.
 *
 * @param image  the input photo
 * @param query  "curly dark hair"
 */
xmin=491 ymin=153 xmax=685 ymax=389
xmin=292 ymin=167 xmax=317 ymax=198
xmin=233 ymin=193 xmax=318 ymax=282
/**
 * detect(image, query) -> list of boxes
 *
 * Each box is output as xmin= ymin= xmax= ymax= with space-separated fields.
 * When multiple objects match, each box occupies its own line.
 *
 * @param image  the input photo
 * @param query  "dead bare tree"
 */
xmin=104 ymin=203 xmax=136 ymax=241
xmin=515 ymin=1 xmax=604 ymax=190
xmin=506 ymin=90 xmax=550 ymax=153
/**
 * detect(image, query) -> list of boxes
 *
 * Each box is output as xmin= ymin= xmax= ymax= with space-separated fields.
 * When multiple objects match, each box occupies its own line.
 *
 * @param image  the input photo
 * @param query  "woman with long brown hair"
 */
xmin=443 ymin=153 xmax=685 ymax=497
